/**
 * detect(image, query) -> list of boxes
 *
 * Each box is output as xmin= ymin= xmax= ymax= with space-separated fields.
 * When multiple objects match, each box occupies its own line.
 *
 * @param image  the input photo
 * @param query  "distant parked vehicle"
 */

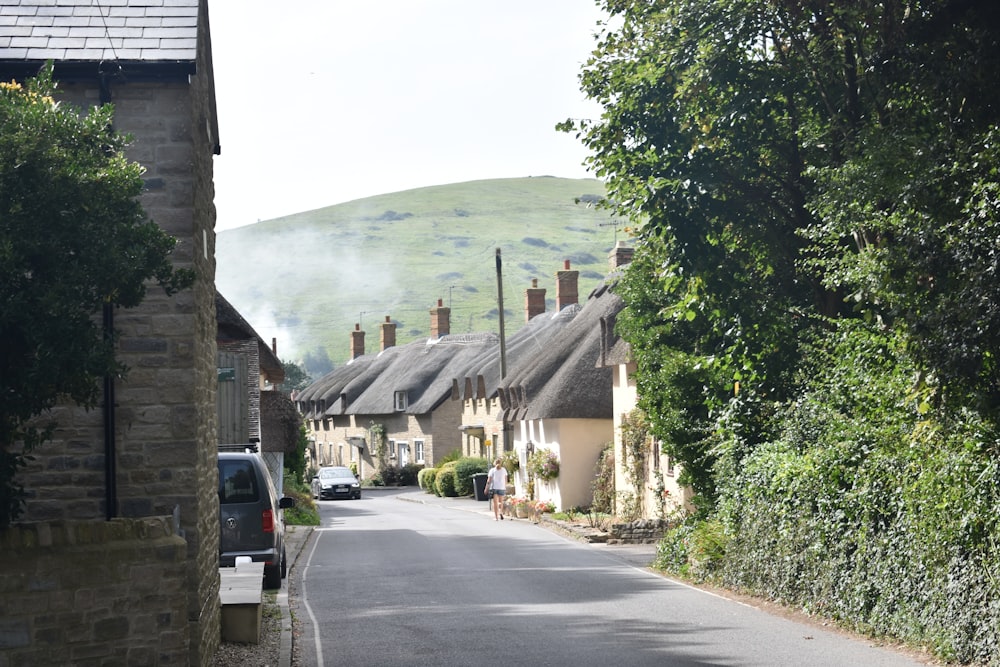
xmin=218 ymin=448 xmax=296 ymax=589
xmin=311 ymin=466 xmax=362 ymax=500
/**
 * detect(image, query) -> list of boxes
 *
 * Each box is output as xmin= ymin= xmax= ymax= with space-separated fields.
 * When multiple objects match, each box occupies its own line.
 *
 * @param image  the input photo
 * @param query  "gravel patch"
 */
xmin=212 ymin=593 xmax=282 ymax=667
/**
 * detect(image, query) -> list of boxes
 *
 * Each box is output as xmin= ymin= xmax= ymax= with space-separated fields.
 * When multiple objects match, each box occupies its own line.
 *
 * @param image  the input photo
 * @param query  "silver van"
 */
xmin=218 ymin=450 xmax=296 ymax=589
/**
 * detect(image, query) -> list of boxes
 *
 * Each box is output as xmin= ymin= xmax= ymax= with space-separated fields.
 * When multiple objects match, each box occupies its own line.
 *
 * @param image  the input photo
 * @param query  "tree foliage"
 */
xmin=0 ymin=65 xmax=194 ymax=527
xmin=567 ymin=0 xmax=1000 ymax=489
xmin=566 ymin=1 xmax=1000 ymax=658
xmin=277 ymin=358 xmax=312 ymax=396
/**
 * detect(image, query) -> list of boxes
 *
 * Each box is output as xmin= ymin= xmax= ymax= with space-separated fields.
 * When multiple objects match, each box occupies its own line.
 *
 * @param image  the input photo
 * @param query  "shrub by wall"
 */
xmin=418 ymin=467 xmax=437 ymax=492
xmin=656 ymin=325 xmax=1000 ymax=663
xmin=453 ymin=457 xmax=489 ymax=496
xmin=434 ymin=462 xmax=458 ymax=497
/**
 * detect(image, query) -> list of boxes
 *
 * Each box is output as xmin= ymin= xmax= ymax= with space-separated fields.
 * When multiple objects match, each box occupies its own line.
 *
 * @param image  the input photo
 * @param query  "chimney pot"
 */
xmin=380 ymin=316 xmax=397 ymax=351
xmin=525 ymin=277 xmax=547 ymax=322
xmin=556 ymin=261 xmax=579 ymax=311
xmin=430 ymin=299 xmax=451 ymax=338
xmin=350 ymin=325 xmax=366 ymax=359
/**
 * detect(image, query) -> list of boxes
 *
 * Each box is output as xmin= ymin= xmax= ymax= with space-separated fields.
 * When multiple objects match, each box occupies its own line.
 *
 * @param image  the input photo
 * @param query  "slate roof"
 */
xmin=0 ymin=0 xmax=200 ymax=63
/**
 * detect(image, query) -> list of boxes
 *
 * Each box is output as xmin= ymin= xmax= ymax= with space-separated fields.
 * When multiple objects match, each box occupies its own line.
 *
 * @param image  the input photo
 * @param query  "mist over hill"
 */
xmin=215 ymin=177 xmax=622 ymax=374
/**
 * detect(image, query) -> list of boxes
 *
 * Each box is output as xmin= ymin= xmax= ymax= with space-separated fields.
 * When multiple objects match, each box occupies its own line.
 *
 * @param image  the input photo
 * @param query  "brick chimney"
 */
xmin=350 ymin=323 xmax=365 ymax=359
xmin=609 ymin=241 xmax=634 ymax=269
xmin=430 ymin=299 xmax=450 ymax=338
xmin=555 ymin=260 xmax=579 ymax=311
xmin=525 ymin=278 xmax=546 ymax=322
xmin=380 ymin=316 xmax=396 ymax=351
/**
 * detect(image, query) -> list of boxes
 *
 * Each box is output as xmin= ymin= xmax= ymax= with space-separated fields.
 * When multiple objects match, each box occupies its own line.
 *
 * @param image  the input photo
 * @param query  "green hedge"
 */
xmin=656 ymin=326 xmax=1000 ymax=663
xmin=434 ymin=462 xmax=458 ymax=497
xmin=418 ymin=467 xmax=437 ymax=493
xmin=453 ymin=457 xmax=490 ymax=496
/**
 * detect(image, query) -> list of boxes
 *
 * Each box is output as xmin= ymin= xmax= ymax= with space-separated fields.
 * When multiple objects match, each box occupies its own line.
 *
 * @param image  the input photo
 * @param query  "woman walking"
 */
xmin=485 ymin=458 xmax=508 ymax=521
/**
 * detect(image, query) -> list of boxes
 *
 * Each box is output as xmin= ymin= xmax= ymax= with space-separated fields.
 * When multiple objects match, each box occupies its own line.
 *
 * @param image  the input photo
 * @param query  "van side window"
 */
xmin=219 ymin=461 xmax=260 ymax=503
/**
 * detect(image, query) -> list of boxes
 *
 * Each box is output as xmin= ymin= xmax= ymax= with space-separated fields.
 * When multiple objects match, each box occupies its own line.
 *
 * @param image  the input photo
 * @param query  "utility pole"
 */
xmin=496 ymin=248 xmax=510 ymax=453
xmin=495 ymin=248 xmax=507 ymax=379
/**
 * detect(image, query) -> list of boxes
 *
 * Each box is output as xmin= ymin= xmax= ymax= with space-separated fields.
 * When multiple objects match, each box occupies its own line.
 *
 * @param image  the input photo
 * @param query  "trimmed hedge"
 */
xmin=418 ymin=467 xmax=437 ymax=493
xmin=434 ymin=462 xmax=458 ymax=497
xmin=453 ymin=457 xmax=489 ymax=496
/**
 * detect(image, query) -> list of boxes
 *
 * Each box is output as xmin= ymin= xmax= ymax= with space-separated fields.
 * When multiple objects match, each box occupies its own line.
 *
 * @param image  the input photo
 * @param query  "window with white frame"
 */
xmin=388 ymin=439 xmax=397 ymax=459
xmin=394 ymin=391 xmax=407 ymax=411
xmin=414 ymin=439 xmax=424 ymax=463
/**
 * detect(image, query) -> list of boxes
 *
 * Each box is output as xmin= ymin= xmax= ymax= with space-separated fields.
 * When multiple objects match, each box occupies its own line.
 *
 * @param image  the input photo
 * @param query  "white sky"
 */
xmin=209 ymin=1 xmax=608 ymax=232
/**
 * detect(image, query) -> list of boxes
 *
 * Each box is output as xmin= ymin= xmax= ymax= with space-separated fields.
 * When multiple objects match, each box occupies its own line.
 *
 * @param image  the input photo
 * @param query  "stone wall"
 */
xmin=608 ymin=518 xmax=669 ymax=544
xmin=0 ymin=517 xmax=189 ymax=666
xmin=10 ymin=39 xmax=221 ymax=665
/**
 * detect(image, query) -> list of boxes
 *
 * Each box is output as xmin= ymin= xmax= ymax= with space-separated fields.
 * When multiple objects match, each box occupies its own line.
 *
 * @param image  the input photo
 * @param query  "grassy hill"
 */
xmin=215 ymin=177 xmax=622 ymax=370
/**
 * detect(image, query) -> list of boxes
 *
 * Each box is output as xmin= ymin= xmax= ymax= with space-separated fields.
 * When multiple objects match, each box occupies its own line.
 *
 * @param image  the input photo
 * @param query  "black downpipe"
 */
xmin=100 ymin=69 xmax=117 ymax=520
xmin=102 ymin=302 xmax=117 ymax=520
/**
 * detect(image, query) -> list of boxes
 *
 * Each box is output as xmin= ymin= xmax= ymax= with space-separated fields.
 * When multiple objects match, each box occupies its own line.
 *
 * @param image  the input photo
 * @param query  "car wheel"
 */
xmin=264 ymin=562 xmax=281 ymax=590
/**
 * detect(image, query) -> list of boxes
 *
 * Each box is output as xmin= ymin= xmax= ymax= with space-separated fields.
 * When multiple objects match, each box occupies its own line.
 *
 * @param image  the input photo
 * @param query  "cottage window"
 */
xmin=388 ymin=439 xmax=397 ymax=459
xmin=414 ymin=439 xmax=425 ymax=463
xmin=394 ymin=390 xmax=407 ymax=411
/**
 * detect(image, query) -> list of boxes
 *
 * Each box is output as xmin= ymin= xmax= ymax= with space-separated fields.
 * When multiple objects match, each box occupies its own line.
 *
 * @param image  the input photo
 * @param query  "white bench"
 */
xmin=219 ymin=559 xmax=264 ymax=643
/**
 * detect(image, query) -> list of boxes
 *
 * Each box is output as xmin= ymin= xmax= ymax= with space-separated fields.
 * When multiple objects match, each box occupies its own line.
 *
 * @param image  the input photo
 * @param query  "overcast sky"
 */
xmin=209 ymin=1 xmax=608 ymax=232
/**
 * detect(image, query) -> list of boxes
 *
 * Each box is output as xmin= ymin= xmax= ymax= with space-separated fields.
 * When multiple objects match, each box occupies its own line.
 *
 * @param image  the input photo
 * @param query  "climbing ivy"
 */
xmin=620 ymin=409 xmax=649 ymax=495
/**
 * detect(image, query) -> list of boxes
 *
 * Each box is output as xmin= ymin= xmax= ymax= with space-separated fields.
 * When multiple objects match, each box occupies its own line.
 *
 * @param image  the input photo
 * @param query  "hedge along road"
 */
xmin=292 ymin=489 xmax=933 ymax=667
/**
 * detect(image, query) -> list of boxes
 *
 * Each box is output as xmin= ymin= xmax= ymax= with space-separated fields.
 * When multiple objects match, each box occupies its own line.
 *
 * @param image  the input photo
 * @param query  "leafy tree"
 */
xmin=0 ymin=65 xmax=194 ymax=527
xmin=284 ymin=423 xmax=310 ymax=484
xmin=302 ymin=346 xmax=333 ymax=379
xmin=277 ymin=359 xmax=311 ymax=396
xmin=564 ymin=0 xmax=1000 ymax=489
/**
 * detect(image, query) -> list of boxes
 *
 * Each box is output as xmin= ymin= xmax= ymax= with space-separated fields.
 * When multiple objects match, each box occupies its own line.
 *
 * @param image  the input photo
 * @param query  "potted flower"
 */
xmin=528 ymin=448 xmax=559 ymax=481
xmin=510 ymin=496 xmax=530 ymax=519
xmin=533 ymin=500 xmax=554 ymax=514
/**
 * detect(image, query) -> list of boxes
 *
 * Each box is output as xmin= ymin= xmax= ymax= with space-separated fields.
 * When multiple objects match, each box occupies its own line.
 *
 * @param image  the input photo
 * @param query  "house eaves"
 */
xmin=216 ymin=291 xmax=284 ymax=385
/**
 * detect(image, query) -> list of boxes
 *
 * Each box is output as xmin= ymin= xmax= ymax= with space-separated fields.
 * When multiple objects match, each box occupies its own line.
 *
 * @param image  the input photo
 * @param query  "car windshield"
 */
xmin=319 ymin=468 xmax=354 ymax=480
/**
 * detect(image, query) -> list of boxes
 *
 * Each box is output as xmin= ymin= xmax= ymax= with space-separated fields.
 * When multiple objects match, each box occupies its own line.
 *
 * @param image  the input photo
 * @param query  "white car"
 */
xmin=311 ymin=466 xmax=362 ymax=500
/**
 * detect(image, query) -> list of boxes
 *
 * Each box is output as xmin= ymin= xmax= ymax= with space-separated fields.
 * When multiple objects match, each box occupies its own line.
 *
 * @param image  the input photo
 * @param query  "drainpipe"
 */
xmin=495 ymin=248 xmax=512 ymax=453
xmin=99 ymin=65 xmax=118 ymax=520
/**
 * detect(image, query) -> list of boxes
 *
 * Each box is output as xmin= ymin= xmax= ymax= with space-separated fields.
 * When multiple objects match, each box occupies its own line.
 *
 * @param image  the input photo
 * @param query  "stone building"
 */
xmin=0 ymin=1 xmax=222 ymax=664
xmin=297 ymin=302 xmax=497 ymax=479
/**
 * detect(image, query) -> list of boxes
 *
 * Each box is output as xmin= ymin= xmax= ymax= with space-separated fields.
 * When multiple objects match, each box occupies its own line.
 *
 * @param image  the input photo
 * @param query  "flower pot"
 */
xmin=515 ymin=504 xmax=529 ymax=519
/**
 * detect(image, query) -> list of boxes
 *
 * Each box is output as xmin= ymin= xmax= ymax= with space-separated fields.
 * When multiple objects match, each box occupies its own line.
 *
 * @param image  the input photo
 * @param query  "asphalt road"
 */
xmin=291 ymin=489 xmax=931 ymax=667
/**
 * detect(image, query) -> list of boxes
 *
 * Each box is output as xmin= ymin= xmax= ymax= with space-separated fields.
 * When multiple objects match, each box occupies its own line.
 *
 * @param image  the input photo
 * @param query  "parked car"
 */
xmin=311 ymin=466 xmax=362 ymax=500
xmin=218 ymin=450 xmax=296 ymax=589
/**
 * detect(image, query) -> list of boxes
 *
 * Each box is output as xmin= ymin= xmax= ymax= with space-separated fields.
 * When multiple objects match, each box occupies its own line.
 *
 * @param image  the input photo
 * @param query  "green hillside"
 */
xmin=215 ymin=177 xmax=622 ymax=369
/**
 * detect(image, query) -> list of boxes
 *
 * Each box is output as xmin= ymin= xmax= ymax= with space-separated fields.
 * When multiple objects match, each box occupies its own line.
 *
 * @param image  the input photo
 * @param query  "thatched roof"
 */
xmin=297 ymin=333 xmax=498 ymax=419
xmin=497 ymin=280 xmax=624 ymax=421
xmin=454 ymin=303 xmax=582 ymax=402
